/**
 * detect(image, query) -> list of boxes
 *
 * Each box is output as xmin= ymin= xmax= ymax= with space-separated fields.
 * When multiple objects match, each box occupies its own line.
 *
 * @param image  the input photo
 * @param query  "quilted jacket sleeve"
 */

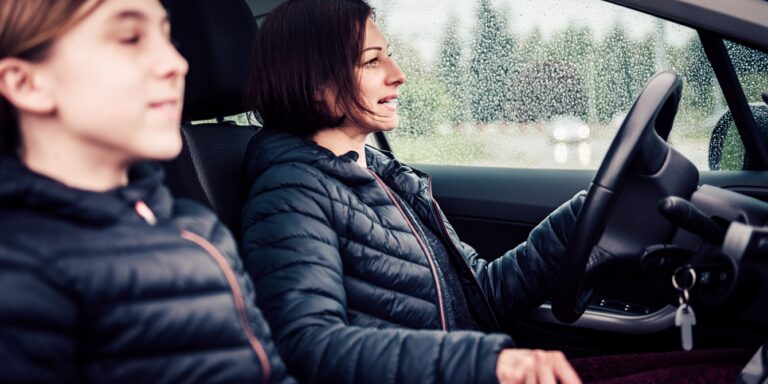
xmin=0 ymin=246 xmax=79 ymax=383
xmin=465 ymin=192 xmax=586 ymax=322
xmin=242 ymin=165 xmax=514 ymax=384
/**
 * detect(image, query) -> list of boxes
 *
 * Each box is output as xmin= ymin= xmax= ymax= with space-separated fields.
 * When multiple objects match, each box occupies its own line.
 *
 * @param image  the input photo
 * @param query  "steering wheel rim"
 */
xmin=551 ymin=71 xmax=684 ymax=324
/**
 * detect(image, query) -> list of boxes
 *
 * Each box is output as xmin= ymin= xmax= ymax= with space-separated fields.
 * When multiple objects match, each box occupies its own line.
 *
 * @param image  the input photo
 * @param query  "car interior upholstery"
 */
xmin=161 ymin=0 xmax=259 ymax=239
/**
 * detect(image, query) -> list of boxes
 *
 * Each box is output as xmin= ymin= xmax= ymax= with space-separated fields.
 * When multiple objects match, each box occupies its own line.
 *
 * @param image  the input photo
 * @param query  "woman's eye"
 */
xmin=364 ymin=58 xmax=379 ymax=68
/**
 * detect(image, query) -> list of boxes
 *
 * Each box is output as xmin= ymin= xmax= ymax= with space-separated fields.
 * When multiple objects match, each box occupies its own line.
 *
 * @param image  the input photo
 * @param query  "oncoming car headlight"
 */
xmin=577 ymin=125 xmax=590 ymax=140
xmin=553 ymin=126 xmax=567 ymax=141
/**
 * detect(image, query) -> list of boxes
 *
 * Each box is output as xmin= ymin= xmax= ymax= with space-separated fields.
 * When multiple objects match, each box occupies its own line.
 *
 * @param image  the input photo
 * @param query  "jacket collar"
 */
xmin=0 ymin=155 xmax=172 ymax=225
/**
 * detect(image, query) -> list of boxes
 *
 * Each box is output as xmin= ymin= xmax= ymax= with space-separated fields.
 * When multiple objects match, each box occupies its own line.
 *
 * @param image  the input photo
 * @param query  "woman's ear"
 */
xmin=0 ymin=58 xmax=55 ymax=115
xmin=316 ymin=86 xmax=344 ymax=117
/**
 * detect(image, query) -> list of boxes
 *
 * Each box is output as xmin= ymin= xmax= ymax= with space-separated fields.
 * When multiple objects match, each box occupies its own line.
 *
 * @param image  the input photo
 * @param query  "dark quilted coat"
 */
xmin=242 ymin=129 xmax=584 ymax=384
xmin=0 ymin=156 xmax=294 ymax=384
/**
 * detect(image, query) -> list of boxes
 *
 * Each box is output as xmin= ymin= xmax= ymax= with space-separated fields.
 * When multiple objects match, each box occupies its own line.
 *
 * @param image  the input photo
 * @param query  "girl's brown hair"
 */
xmin=0 ymin=0 xmax=103 ymax=152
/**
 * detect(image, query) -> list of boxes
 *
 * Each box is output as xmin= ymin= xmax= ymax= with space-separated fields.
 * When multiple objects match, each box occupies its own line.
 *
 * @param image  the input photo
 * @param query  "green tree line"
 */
xmin=386 ymin=0 xmax=768 ymax=137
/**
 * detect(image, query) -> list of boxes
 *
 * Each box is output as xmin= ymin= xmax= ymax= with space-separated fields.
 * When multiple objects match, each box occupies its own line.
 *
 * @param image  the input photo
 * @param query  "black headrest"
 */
xmin=163 ymin=0 xmax=257 ymax=121
xmin=165 ymin=124 xmax=257 ymax=238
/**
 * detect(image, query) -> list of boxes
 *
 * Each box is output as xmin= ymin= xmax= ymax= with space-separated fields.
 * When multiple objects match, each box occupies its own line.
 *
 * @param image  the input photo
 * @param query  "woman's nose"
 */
xmin=387 ymin=58 xmax=406 ymax=87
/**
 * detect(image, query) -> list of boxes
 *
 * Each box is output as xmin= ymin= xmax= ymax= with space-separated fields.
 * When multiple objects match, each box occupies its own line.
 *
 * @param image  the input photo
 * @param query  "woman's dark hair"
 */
xmin=246 ymin=0 xmax=373 ymax=137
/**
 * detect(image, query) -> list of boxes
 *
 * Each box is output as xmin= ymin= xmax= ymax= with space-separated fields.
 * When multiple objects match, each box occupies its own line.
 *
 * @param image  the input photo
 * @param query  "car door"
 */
xmin=370 ymin=0 xmax=768 ymax=356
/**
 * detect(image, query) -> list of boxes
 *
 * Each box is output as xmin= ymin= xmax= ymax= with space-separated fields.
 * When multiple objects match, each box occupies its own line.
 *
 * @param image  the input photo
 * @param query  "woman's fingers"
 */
xmin=552 ymin=351 xmax=582 ymax=384
xmin=497 ymin=349 xmax=582 ymax=384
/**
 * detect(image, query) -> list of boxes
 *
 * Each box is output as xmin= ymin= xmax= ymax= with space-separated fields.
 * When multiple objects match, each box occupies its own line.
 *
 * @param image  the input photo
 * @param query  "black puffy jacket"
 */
xmin=0 ymin=156 xmax=294 ymax=384
xmin=242 ymin=129 xmax=584 ymax=384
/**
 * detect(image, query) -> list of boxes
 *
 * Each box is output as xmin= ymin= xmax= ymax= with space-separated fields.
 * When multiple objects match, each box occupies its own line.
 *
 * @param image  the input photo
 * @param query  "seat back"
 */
xmin=161 ymin=0 xmax=259 ymax=238
xmin=164 ymin=124 xmax=257 ymax=236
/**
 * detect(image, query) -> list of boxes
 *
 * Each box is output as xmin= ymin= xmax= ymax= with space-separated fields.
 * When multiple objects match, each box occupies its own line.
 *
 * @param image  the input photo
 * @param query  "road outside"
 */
xmin=390 ymin=123 xmax=711 ymax=170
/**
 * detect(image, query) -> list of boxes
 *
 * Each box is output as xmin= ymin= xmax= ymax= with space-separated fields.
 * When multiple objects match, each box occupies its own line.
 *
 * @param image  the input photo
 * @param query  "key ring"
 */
xmin=672 ymin=265 xmax=697 ymax=291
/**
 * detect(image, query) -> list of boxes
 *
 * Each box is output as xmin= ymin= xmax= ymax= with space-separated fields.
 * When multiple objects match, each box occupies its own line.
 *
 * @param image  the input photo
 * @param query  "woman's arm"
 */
xmin=465 ymin=192 xmax=586 ymax=322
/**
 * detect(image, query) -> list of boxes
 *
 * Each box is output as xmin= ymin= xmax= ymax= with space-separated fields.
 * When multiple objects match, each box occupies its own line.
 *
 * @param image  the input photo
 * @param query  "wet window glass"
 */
xmin=369 ymin=0 xmax=766 ymax=170
xmin=729 ymin=41 xmax=768 ymax=105
xmin=706 ymin=41 xmax=768 ymax=170
xmin=191 ymin=113 xmax=256 ymax=126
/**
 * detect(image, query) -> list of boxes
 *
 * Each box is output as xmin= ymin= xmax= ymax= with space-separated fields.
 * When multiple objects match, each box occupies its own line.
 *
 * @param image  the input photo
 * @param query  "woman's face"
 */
xmin=352 ymin=18 xmax=406 ymax=133
xmin=33 ymin=0 xmax=188 ymax=163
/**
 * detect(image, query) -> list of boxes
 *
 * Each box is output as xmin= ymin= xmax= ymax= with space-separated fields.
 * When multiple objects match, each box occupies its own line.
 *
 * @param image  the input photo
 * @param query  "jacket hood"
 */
xmin=245 ymin=129 xmax=429 ymax=198
xmin=0 ymin=155 xmax=172 ymax=225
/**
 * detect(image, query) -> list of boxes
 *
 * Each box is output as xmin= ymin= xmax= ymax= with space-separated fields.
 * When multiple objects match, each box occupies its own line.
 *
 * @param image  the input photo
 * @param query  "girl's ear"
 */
xmin=0 ymin=58 xmax=55 ymax=115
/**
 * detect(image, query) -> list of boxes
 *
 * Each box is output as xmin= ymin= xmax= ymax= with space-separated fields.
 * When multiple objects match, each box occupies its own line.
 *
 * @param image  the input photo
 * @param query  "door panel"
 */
xmin=423 ymin=164 xmax=768 ymax=258
xmin=423 ymin=165 xmax=593 ymax=258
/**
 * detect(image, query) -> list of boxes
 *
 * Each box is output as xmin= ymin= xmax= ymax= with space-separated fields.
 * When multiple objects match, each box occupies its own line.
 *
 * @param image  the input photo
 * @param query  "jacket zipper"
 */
xmin=368 ymin=170 xmax=447 ymax=331
xmin=133 ymin=202 xmax=271 ymax=382
xmin=426 ymin=177 xmax=502 ymax=331
xmin=180 ymin=230 xmax=272 ymax=384
xmin=134 ymin=200 xmax=157 ymax=225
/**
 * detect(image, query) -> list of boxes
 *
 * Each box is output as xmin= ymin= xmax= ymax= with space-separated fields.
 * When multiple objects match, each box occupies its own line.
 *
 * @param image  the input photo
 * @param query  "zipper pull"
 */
xmin=134 ymin=200 xmax=157 ymax=225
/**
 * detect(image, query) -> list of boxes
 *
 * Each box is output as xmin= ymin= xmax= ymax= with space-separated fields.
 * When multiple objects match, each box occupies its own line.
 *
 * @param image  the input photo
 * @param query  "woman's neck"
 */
xmin=311 ymin=126 xmax=369 ymax=168
xmin=19 ymin=120 xmax=129 ymax=192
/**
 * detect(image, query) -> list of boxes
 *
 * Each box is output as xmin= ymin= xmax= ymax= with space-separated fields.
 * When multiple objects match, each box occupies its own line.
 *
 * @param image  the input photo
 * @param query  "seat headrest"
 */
xmin=162 ymin=0 xmax=257 ymax=121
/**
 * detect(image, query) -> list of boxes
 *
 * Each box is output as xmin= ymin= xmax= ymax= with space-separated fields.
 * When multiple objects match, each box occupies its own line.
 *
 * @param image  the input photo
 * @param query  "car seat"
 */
xmin=161 ymin=0 xmax=259 ymax=239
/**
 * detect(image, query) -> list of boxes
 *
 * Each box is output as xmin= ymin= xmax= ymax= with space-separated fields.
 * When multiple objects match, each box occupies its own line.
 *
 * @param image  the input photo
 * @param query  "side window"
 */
xmin=191 ymin=113 xmax=257 ymax=126
xmin=705 ymin=41 xmax=768 ymax=170
xmin=245 ymin=0 xmax=277 ymax=24
xmin=370 ymin=0 xmax=754 ymax=170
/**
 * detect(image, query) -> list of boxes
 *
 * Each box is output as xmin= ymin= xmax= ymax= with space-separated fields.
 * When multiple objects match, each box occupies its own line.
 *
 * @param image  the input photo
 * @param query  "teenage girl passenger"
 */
xmin=0 ymin=1 xmax=293 ymax=382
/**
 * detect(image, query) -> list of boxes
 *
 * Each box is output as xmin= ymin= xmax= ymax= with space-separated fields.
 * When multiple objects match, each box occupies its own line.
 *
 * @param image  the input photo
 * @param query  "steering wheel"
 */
xmin=551 ymin=71 xmax=684 ymax=324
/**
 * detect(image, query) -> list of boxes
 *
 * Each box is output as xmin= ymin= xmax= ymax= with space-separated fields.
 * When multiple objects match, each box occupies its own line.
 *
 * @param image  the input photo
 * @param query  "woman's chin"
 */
xmin=378 ymin=119 xmax=399 ymax=132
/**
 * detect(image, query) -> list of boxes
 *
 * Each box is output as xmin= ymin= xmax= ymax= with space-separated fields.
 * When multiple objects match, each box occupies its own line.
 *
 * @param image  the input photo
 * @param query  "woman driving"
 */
xmin=242 ymin=0 xmax=584 ymax=383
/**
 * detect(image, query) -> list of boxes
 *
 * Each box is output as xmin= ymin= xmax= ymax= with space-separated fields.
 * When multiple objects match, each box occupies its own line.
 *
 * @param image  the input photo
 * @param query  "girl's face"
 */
xmin=352 ymin=18 xmax=406 ymax=133
xmin=32 ymin=0 xmax=188 ymax=163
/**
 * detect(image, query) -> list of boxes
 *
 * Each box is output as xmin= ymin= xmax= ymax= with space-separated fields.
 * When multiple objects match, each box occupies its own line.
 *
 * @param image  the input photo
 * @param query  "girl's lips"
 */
xmin=148 ymin=99 xmax=182 ymax=119
xmin=149 ymin=99 xmax=179 ymax=108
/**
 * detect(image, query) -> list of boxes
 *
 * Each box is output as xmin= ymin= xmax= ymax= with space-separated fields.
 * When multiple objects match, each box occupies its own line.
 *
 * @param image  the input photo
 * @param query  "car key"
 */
xmin=675 ymin=297 xmax=696 ymax=351
xmin=673 ymin=266 xmax=697 ymax=351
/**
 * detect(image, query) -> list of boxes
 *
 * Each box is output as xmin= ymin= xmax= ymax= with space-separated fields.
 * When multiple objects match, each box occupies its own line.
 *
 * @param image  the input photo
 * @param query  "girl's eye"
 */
xmin=119 ymin=34 xmax=141 ymax=45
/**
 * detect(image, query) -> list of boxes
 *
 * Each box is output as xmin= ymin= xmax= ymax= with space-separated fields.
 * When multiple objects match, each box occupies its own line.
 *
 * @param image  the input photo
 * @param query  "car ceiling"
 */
xmin=247 ymin=0 xmax=768 ymax=52
xmin=604 ymin=0 xmax=768 ymax=52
